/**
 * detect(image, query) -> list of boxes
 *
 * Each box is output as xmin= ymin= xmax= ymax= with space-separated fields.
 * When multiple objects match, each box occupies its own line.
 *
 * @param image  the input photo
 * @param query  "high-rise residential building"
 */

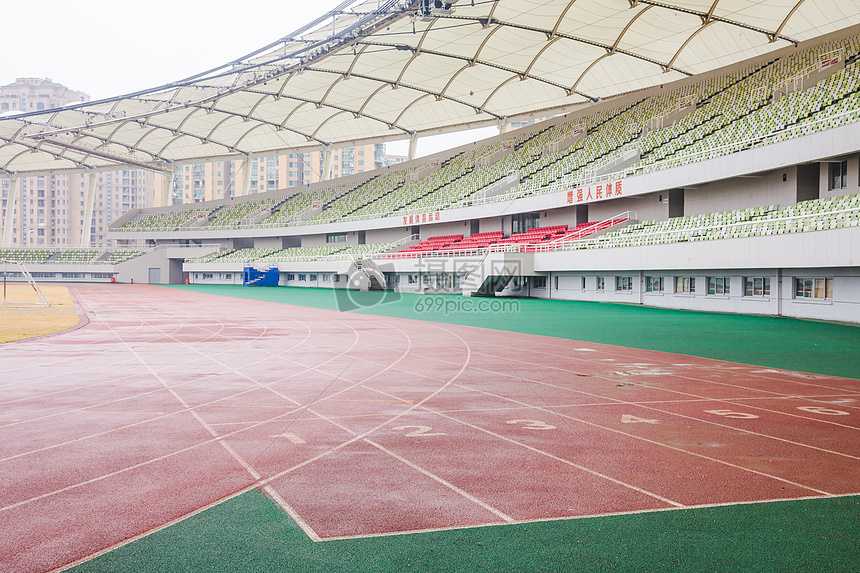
xmin=0 ymin=77 xmax=88 ymax=113
xmin=172 ymin=143 xmax=391 ymax=204
xmin=0 ymin=78 xmax=161 ymax=248
xmin=384 ymin=153 xmax=408 ymax=167
xmin=1 ymin=170 xmax=161 ymax=248
xmin=503 ymin=116 xmax=555 ymax=133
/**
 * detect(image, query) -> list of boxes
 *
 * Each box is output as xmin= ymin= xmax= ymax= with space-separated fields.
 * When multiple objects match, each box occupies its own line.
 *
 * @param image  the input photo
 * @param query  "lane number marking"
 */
xmin=506 ymin=419 xmax=556 ymax=430
xmin=270 ymin=432 xmax=305 ymax=444
xmin=393 ymin=425 xmax=447 ymax=437
xmin=797 ymin=406 xmax=849 ymax=416
xmin=705 ymin=409 xmax=759 ymax=419
xmin=620 ymin=414 xmax=659 ymax=424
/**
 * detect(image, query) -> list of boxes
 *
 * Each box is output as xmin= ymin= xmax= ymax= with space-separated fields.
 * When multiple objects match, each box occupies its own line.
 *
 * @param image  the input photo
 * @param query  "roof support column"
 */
xmin=241 ymin=157 xmax=252 ymax=197
xmin=322 ymin=147 xmax=333 ymax=181
xmin=80 ymin=172 xmax=97 ymax=248
xmin=2 ymin=176 xmax=19 ymax=248
xmin=160 ymin=171 xmax=173 ymax=208
xmin=408 ymin=134 xmax=419 ymax=161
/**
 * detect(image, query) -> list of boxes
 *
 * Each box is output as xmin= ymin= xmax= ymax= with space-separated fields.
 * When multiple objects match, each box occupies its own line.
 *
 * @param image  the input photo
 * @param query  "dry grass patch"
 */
xmin=0 ymin=285 xmax=80 ymax=343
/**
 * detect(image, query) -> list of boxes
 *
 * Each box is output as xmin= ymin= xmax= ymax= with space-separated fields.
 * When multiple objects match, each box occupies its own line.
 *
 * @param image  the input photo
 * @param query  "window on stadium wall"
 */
xmin=830 ymin=160 xmax=848 ymax=190
xmin=645 ymin=276 xmax=664 ymax=293
xmin=795 ymin=277 xmax=833 ymax=300
xmin=707 ymin=277 xmax=731 ymax=295
xmin=675 ymin=277 xmax=695 ymax=294
xmin=327 ymin=233 xmax=347 ymax=243
xmin=616 ymin=276 xmax=633 ymax=292
xmin=512 ymin=212 xmax=539 ymax=234
xmin=744 ymin=276 xmax=771 ymax=297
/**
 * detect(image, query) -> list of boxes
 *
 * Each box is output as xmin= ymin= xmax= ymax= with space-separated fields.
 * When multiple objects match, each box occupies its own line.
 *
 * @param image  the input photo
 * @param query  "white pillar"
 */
xmin=322 ymin=148 xmax=333 ymax=181
xmin=241 ymin=157 xmax=252 ymax=197
xmin=2 ymin=176 xmax=19 ymax=248
xmin=408 ymin=133 xmax=418 ymax=161
xmin=80 ymin=172 xmax=97 ymax=248
xmin=161 ymin=171 xmax=173 ymax=207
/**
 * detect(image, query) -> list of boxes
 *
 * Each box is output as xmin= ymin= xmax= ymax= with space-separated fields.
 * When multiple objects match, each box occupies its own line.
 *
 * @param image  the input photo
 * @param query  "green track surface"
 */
xmin=71 ymin=285 xmax=860 ymax=572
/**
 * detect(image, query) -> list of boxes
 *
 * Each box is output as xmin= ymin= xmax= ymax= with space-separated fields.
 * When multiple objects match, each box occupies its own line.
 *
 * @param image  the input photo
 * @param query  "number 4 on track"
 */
xmin=620 ymin=414 xmax=659 ymax=424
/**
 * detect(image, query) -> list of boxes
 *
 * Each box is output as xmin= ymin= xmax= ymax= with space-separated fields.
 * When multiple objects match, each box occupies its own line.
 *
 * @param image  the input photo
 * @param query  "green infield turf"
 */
xmin=72 ymin=490 xmax=860 ymax=573
xmin=165 ymin=284 xmax=860 ymax=380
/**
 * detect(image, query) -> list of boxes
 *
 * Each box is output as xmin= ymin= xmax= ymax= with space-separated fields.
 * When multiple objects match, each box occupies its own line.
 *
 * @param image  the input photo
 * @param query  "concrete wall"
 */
xmin=589 ymin=192 xmax=668 ymax=222
xmin=542 ymin=267 xmax=860 ymax=323
xmin=540 ymin=205 xmax=578 ymax=227
xmin=820 ymin=154 xmax=860 ymax=200
xmin=300 ymin=231 xmax=361 ymax=247
xmin=684 ymin=167 xmax=798 ymax=216
xmin=254 ymin=236 xmax=285 ymax=249
xmin=479 ymin=216 xmax=505 ymax=234
xmin=418 ymin=220 xmax=471 ymax=240
xmin=367 ymin=227 xmax=415 ymax=244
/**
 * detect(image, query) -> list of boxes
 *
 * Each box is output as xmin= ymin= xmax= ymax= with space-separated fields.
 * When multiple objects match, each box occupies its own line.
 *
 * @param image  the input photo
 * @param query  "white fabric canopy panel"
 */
xmin=2 ymin=0 xmax=859 ymax=176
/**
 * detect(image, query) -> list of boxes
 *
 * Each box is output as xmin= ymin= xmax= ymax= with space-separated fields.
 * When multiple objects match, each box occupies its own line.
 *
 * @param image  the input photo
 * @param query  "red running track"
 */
xmin=1 ymin=284 xmax=859 ymax=572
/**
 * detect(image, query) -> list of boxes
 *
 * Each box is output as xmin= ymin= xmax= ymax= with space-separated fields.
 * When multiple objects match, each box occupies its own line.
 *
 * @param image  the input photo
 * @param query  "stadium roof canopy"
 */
xmin=2 ymin=0 xmax=860 ymax=176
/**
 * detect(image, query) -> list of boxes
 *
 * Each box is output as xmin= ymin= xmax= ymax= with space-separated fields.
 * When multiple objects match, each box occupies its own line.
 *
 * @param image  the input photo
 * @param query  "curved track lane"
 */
xmin=0 ymin=285 xmax=858 ymax=572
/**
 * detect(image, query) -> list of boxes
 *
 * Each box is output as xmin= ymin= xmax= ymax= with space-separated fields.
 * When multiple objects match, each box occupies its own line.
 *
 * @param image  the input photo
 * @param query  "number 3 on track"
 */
xmin=506 ymin=420 xmax=556 ymax=430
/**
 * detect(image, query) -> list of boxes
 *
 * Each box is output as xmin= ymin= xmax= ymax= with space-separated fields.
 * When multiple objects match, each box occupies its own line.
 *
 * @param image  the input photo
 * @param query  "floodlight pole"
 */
xmin=2 ymin=176 xmax=19 ymax=248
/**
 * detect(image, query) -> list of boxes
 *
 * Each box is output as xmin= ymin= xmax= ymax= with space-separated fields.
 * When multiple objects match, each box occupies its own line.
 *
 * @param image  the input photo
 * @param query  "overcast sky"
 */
xmin=2 ymin=0 xmax=492 ymax=157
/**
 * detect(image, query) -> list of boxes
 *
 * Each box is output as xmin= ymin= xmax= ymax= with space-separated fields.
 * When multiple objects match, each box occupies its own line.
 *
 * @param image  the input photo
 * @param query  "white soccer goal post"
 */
xmin=1 ymin=258 xmax=51 ymax=308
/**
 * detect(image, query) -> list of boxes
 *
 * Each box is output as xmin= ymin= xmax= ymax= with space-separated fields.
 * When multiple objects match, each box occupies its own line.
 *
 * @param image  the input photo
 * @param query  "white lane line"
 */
xmin=421 ymin=405 xmax=685 ymax=508
xmin=270 ymin=432 xmax=306 ymax=444
xmin=255 ymin=322 xmax=474 ymax=490
xmin=365 ymin=438 xmax=513 ymax=523
xmin=450 ymin=384 xmax=834 ymax=497
xmin=263 ymin=485 xmax=321 ymax=542
xmin=315 ymin=492 xmax=860 ymax=543
xmin=51 ymin=487 xmax=255 ymax=572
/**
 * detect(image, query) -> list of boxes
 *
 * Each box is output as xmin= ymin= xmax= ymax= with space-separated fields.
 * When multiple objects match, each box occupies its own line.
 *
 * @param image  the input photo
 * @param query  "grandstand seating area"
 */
xmin=194 ymin=242 xmax=402 ymax=264
xmin=553 ymin=194 xmax=860 ymax=251
xmin=113 ymin=35 xmax=860 ymax=234
xmin=389 ymin=218 xmax=629 ymax=257
xmin=101 ymin=250 xmax=146 ymax=264
xmin=7 ymin=193 xmax=860 ymax=269
xmin=119 ymin=209 xmax=211 ymax=232
xmin=205 ymin=198 xmax=278 ymax=229
xmin=497 ymin=225 xmax=569 ymax=245
xmin=0 ymin=249 xmax=147 ymax=265
xmin=51 ymin=250 xmax=101 ymax=264
xmin=0 ymin=249 xmax=54 ymax=264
